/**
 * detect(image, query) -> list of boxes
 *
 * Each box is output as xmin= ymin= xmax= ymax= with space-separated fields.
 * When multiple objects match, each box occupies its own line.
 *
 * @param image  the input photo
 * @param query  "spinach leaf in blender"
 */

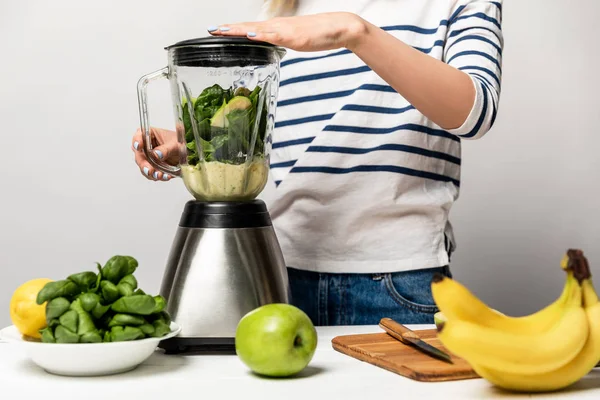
xmin=226 ymin=108 xmax=252 ymax=156
xmin=182 ymin=83 xmax=267 ymax=165
xmin=183 ymin=105 xmax=193 ymax=142
xmin=210 ymin=134 xmax=229 ymax=155
xmin=195 ymin=84 xmax=225 ymax=108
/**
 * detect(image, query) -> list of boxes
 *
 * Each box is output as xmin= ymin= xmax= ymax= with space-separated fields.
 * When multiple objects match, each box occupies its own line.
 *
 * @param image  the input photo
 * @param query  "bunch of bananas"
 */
xmin=431 ymin=249 xmax=600 ymax=393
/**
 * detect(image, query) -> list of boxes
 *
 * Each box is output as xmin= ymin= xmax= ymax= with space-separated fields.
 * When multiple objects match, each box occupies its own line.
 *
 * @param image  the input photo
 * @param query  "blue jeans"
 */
xmin=287 ymin=265 xmax=452 ymax=326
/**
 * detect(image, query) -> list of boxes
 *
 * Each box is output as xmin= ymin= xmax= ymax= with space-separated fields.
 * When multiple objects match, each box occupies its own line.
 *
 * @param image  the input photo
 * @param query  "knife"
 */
xmin=379 ymin=317 xmax=454 ymax=364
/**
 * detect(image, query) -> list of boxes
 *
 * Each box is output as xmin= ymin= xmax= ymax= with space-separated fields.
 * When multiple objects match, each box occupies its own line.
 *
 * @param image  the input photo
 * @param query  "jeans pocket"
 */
xmin=383 ymin=269 xmax=443 ymax=314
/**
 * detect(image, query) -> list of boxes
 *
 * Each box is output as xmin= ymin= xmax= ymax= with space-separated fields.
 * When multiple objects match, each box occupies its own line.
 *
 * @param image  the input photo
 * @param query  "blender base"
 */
xmin=158 ymin=336 xmax=236 ymax=355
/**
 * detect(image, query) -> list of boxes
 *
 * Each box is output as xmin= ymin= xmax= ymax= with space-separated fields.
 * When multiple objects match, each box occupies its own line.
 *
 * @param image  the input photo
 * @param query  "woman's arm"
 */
xmin=349 ymin=23 xmax=476 ymax=130
xmin=210 ymin=0 xmax=503 ymax=138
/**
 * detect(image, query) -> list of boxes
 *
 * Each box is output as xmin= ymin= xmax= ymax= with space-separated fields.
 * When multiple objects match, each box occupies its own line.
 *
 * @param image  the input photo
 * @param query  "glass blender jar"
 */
xmin=137 ymin=37 xmax=286 ymax=201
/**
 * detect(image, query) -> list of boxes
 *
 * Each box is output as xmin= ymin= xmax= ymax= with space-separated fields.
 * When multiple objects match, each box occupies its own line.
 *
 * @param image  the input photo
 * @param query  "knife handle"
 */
xmin=379 ymin=317 xmax=420 ymax=344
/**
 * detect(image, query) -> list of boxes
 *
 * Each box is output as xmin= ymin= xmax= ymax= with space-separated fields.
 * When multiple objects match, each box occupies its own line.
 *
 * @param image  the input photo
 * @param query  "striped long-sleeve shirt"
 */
xmin=266 ymin=0 xmax=503 ymax=273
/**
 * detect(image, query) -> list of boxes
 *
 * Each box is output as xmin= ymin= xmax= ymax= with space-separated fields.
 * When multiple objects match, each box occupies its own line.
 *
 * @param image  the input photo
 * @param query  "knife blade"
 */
xmin=379 ymin=317 xmax=454 ymax=364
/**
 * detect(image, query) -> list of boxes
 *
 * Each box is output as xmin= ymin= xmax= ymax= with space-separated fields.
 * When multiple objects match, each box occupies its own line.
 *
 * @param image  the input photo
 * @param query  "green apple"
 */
xmin=434 ymin=311 xmax=447 ymax=330
xmin=235 ymin=303 xmax=318 ymax=377
xmin=434 ymin=309 xmax=505 ymax=330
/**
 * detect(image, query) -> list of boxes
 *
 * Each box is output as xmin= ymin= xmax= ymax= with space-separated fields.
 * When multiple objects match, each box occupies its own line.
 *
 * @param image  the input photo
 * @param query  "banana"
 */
xmin=431 ymin=270 xmax=573 ymax=335
xmin=436 ymin=272 xmax=589 ymax=375
xmin=463 ymin=250 xmax=600 ymax=392
xmin=469 ymin=278 xmax=600 ymax=392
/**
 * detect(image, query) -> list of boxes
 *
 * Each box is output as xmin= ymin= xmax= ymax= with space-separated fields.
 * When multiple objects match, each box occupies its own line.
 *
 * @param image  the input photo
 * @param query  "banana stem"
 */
xmin=564 ymin=249 xmax=591 ymax=284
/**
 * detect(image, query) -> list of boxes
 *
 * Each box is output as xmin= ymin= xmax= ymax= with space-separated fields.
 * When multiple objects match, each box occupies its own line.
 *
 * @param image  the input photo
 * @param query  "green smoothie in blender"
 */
xmin=180 ymin=83 xmax=270 ymax=201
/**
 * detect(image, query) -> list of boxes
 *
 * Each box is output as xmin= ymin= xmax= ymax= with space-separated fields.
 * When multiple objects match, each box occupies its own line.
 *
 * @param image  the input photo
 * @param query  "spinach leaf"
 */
xmin=117 ymin=282 xmax=134 ymax=297
xmin=119 ymin=274 xmax=138 ymax=290
xmin=59 ymin=310 xmax=79 ymax=333
xmin=92 ymin=302 xmax=110 ymax=319
xmin=194 ymin=105 xmax=211 ymax=125
xmin=194 ymin=84 xmax=225 ymax=110
xmin=101 ymin=255 xmax=135 ymax=284
xmin=79 ymin=293 xmax=100 ymax=313
xmin=211 ymin=134 xmax=228 ymax=151
xmin=197 ymin=118 xmax=212 ymax=141
xmin=182 ymin=83 xmax=269 ymax=165
xmin=46 ymin=297 xmax=71 ymax=322
xmin=36 ymin=280 xmax=80 ymax=305
xmin=100 ymin=280 xmax=120 ymax=304
xmin=152 ymin=295 xmax=167 ymax=314
xmin=67 ymin=271 xmax=97 ymax=292
xmin=80 ymin=331 xmax=102 ymax=343
xmin=108 ymin=313 xmax=147 ymax=327
xmin=139 ymin=323 xmax=155 ymax=336
xmin=187 ymin=154 xmax=200 ymax=165
xmin=226 ymin=108 xmax=251 ymax=156
xmin=40 ymin=327 xmax=56 ymax=343
xmin=183 ymin=104 xmax=194 ymax=142
xmin=187 ymin=138 xmax=216 ymax=159
xmin=54 ymin=325 xmax=80 ymax=343
xmin=224 ymin=87 xmax=234 ymax=102
xmin=110 ymin=326 xmax=145 ymax=342
xmin=151 ymin=320 xmax=171 ymax=338
xmin=249 ymin=86 xmax=261 ymax=104
xmin=111 ymin=294 xmax=157 ymax=315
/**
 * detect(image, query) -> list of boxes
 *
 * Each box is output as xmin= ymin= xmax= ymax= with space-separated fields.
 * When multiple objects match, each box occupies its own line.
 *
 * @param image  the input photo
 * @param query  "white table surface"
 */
xmin=1 ymin=324 xmax=599 ymax=399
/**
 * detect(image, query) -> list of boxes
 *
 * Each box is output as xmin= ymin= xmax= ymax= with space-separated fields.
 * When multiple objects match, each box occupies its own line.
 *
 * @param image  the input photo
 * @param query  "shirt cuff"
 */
xmin=445 ymin=74 xmax=483 ymax=138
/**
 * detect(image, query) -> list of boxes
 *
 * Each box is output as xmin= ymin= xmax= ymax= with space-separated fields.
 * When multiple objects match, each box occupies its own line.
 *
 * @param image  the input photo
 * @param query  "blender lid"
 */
xmin=165 ymin=36 xmax=280 ymax=50
xmin=165 ymin=36 xmax=286 ymax=68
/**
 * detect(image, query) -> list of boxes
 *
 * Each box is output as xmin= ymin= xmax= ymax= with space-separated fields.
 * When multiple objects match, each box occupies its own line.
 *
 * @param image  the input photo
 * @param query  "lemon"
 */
xmin=10 ymin=278 xmax=53 ymax=339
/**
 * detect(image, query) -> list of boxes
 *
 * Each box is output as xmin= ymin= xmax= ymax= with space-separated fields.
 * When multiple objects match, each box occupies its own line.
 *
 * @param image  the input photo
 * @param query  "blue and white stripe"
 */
xmin=267 ymin=0 xmax=503 ymax=274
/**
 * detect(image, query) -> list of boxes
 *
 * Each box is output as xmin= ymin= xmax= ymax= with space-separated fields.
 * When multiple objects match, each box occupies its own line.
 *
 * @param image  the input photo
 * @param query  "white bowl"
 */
xmin=0 ymin=322 xmax=181 ymax=377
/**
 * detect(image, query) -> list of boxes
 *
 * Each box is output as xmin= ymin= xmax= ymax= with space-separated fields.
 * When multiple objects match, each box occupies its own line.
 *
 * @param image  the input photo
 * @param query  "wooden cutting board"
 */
xmin=331 ymin=329 xmax=480 ymax=382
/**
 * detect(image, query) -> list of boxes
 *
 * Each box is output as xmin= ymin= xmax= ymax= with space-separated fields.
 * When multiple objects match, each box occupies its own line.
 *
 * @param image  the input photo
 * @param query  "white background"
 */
xmin=0 ymin=0 xmax=598 ymax=328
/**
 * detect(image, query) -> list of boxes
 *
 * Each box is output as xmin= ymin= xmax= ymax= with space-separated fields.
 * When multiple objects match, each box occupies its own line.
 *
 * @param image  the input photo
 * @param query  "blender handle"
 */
xmin=137 ymin=67 xmax=181 ymax=176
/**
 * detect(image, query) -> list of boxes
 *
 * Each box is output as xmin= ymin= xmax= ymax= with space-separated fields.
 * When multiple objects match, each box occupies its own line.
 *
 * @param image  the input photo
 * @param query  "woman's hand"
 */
xmin=131 ymin=127 xmax=179 ymax=181
xmin=208 ymin=12 xmax=367 ymax=52
xmin=210 ymin=11 xmax=486 ymax=131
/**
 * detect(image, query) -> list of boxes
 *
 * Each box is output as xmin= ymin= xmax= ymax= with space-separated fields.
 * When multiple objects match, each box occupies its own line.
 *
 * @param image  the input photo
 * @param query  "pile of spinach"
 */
xmin=35 ymin=255 xmax=172 ymax=343
xmin=182 ymin=83 xmax=268 ymax=166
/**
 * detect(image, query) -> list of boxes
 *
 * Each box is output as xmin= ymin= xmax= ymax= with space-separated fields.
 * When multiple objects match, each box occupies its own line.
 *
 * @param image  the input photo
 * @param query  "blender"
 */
xmin=136 ymin=36 xmax=289 ymax=354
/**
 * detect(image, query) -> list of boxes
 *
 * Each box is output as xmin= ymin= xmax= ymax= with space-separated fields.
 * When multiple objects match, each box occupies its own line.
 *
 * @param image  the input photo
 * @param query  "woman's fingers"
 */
xmin=152 ymin=128 xmax=182 ymax=165
xmin=153 ymin=170 xmax=172 ymax=181
xmin=208 ymin=23 xmax=279 ymax=42
xmin=132 ymin=131 xmax=173 ymax=182
xmin=132 ymin=128 xmax=155 ymax=180
xmin=208 ymin=23 xmax=301 ymax=49
xmin=152 ymin=143 xmax=170 ymax=164
xmin=135 ymin=154 xmax=172 ymax=182
xmin=134 ymin=150 xmax=155 ymax=181
xmin=207 ymin=13 xmax=363 ymax=52
xmin=208 ymin=23 xmax=258 ymax=37
xmin=132 ymin=128 xmax=143 ymax=152
xmin=149 ymin=143 xmax=174 ymax=181
xmin=246 ymin=30 xmax=285 ymax=46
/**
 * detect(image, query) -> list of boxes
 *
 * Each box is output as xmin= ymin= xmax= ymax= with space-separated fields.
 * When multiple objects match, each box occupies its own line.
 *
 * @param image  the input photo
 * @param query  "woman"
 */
xmin=131 ymin=0 xmax=503 ymax=326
